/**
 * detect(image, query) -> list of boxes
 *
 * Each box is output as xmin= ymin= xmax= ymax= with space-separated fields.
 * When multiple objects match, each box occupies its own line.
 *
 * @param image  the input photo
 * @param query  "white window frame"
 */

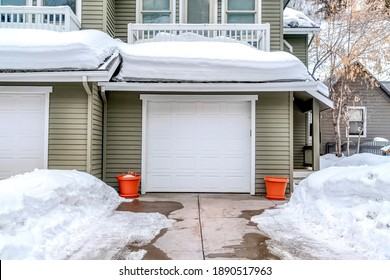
xmin=136 ymin=0 xmax=176 ymax=23
xmin=221 ymin=0 xmax=261 ymax=24
xmin=346 ymin=106 xmax=367 ymax=138
xmin=36 ymin=0 xmax=82 ymax=22
xmin=0 ymin=86 xmax=52 ymax=171
xmin=179 ymin=0 xmax=217 ymax=24
xmin=140 ymin=94 xmax=258 ymax=195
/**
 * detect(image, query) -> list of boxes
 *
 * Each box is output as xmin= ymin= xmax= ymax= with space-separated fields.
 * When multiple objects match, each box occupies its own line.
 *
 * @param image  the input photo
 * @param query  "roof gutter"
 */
xmin=99 ymin=80 xmax=333 ymax=108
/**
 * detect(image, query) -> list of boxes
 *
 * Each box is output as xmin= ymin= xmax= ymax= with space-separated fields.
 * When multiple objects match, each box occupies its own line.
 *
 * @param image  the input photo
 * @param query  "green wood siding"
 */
xmin=105 ymin=0 xmax=116 ymax=37
xmin=256 ymin=92 xmax=291 ymax=193
xmin=283 ymin=34 xmax=308 ymax=66
xmin=262 ymin=0 xmax=283 ymax=51
xmin=106 ymin=92 xmax=142 ymax=189
xmin=320 ymin=78 xmax=390 ymax=154
xmin=91 ymin=84 xmax=104 ymax=179
xmin=48 ymin=84 xmax=88 ymax=171
xmin=115 ymin=0 xmax=136 ymax=42
xmin=82 ymin=0 xmax=104 ymax=31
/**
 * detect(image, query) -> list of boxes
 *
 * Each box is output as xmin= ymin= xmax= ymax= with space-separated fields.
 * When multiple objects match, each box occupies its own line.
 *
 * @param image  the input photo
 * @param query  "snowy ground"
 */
xmin=0 ymin=170 xmax=173 ymax=260
xmin=252 ymin=153 xmax=390 ymax=259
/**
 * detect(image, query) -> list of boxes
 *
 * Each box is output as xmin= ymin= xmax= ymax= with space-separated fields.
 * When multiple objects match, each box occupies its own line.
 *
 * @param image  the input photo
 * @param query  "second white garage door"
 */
xmin=143 ymin=96 xmax=254 ymax=193
xmin=0 ymin=88 xmax=49 ymax=179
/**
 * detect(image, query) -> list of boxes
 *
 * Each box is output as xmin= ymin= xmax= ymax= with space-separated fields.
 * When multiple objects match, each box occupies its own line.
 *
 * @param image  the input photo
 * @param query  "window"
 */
xmin=141 ymin=0 xmax=172 ymax=23
xmin=347 ymin=107 xmax=366 ymax=137
xmin=42 ymin=0 xmax=77 ymax=14
xmin=0 ymin=0 xmax=27 ymax=5
xmin=225 ymin=0 xmax=257 ymax=23
xmin=187 ymin=0 xmax=210 ymax=23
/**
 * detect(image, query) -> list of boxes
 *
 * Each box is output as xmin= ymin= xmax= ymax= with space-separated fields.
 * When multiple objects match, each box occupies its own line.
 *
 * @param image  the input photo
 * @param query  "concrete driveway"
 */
xmin=116 ymin=193 xmax=286 ymax=260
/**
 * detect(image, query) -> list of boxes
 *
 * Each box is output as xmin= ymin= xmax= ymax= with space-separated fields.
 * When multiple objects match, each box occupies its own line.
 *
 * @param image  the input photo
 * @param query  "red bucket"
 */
xmin=116 ymin=172 xmax=141 ymax=198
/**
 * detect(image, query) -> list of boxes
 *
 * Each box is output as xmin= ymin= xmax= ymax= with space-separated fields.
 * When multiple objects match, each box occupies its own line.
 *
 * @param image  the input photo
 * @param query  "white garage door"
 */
xmin=143 ymin=96 xmax=255 ymax=193
xmin=0 ymin=90 xmax=49 ymax=179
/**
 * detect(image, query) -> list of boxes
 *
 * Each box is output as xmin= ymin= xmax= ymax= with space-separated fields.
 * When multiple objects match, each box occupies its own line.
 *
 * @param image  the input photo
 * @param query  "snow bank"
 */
xmin=253 ymin=154 xmax=390 ymax=259
xmin=0 ymin=29 xmax=118 ymax=70
xmin=0 ymin=170 xmax=173 ymax=260
xmin=118 ymin=40 xmax=310 ymax=82
xmin=284 ymin=7 xmax=319 ymax=28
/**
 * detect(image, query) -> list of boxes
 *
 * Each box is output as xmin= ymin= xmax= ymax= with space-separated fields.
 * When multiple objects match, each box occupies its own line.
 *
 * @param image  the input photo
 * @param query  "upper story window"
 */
xmin=42 ymin=0 xmax=77 ymax=15
xmin=225 ymin=0 xmax=257 ymax=23
xmin=347 ymin=106 xmax=366 ymax=137
xmin=141 ymin=0 xmax=173 ymax=23
xmin=186 ymin=0 xmax=210 ymax=23
xmin=0 ymin=0 xmax=27 ymax=5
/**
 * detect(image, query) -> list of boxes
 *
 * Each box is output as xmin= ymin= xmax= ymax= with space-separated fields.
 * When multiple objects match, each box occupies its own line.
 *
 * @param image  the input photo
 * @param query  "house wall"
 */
xmin=263 ymin=0 xmax=283 ymax=51
xmin=81 ymin=0 xmax=116 ymax=37
xmin=283 ymin=34 xmax=308 ymax=66
xmin=105 ymin=91 xmax=292 ymax=194
xmin=106 ymin=92 xmax=142 ymax=189
xmin=115 ymin=0 xmax=136 ymax=42
xmin=48 ymin=83 xmax=88 ymax=171
xmin=321 ymin=79 xmax=390 ymax=154
xmin=106 ymin=0 xmax=116 ymax=37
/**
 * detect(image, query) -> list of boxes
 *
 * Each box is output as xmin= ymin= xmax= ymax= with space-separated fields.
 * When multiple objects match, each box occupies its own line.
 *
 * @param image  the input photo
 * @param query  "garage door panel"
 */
xmin=148 ymin=156 xmax=172 ymax=171
xmin=20 ymin=95 xmax=45 ymax=110
xmin=19 ymin=136 xmax=44 ymax=154
xmin=224 ymin=176 xmax=250 ymax=192
xmin=200 ymin=102 xmax=221 ymax=115
xmin=0 ymin=95 xmax=17 ymax=109
xmin=176 ymin=102 xmax=197 ymax=115
xmin=173 ymin=157 xmax=197 ymax=171
xmin=146 ymin=99 xmax=251 ymax=193
xmin=0 ymin=91 xmax=48 ymax=179
xmin=149 ymin=118 xmax=172 ymax=135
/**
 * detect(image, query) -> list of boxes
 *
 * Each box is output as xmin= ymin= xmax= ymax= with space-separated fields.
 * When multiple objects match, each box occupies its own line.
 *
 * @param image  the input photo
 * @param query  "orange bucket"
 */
xmin=116 ymin=172 xmax=141 ymax=198
xmin=264 ymin=176 xmax=289 ymax=200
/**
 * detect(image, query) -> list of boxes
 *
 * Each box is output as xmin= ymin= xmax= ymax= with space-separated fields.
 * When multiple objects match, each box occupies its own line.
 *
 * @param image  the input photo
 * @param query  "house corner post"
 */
xmin=289 ymin=92 xmax=294 ymax=193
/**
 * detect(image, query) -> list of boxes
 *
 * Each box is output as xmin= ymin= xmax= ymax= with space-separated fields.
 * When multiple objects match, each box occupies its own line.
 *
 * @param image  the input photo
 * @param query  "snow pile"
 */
xmin=0 ymin=29 xmax=119 ymax=70
xmin=284 ymin=7 xmax=319 ymax=28
xmin=0 ymin=170 xmax=173 ymax=260
xmin=118 ymin=40 xmax=310 ymax=82
xmin=374 ymin=137 xmax=389 ymax=142
xmin=253 ymin=153 xmax=390 ymax=259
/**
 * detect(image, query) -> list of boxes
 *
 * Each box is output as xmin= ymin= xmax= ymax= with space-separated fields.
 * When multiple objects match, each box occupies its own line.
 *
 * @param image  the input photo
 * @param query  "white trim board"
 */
xmin=99 ymin=80 xmax=333 ymax=108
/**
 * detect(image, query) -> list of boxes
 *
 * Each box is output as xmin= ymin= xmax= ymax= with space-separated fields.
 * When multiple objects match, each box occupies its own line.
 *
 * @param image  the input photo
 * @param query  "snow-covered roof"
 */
xmin=284 ymin=7 xmax=319 ymax=28
xmin=0 ymin=29 xmax=118 ymax=70
xmin=117 ymin=40 xmax=311 ymax=82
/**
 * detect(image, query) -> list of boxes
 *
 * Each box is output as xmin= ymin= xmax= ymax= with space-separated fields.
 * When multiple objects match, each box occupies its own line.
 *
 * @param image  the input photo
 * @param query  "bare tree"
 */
xmin=290 ymin=0 xmax=390 ymax=156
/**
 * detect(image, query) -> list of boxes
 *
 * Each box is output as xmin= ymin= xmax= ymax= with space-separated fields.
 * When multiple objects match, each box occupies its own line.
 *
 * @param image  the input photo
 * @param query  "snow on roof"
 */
xmin=0 ymin=29 xmax=119 ymax=70
xmin=284 ymin=7 xmax=319 ymax=28
xmin=117 ymin=40 xmax=310 ymax=82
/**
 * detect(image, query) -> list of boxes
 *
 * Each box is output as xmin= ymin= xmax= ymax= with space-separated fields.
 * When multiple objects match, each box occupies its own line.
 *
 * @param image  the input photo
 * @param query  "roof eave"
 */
xmin=0 ymin=54 xmax=120 ymax=83
xmin=99 ymin=80 xmax=333 ymax=109
xmin=283 ymin=27 xmax=320 ymax=35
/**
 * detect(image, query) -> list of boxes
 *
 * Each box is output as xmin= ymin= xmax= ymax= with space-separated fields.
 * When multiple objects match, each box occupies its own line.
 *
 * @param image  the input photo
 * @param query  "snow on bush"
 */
xmin=284 ymin=7 xmax=319 ymax=28
xmin=253 ymin=154 xmax=390 ymax=259
xmin=0 ymin=170 xmax=173 ymax=260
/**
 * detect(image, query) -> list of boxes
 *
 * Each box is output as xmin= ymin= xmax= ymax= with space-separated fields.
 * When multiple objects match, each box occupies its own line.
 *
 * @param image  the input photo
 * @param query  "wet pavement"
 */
xmin=116 ymin=193 xmax=286 ymax=260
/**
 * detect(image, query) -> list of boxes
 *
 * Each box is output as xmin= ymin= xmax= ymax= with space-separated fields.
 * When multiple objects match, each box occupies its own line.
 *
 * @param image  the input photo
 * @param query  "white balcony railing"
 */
xmin=0 ymin=6 xmax=80 ymax=32
xmin=128 ymin=23 xmax=271 ymax=51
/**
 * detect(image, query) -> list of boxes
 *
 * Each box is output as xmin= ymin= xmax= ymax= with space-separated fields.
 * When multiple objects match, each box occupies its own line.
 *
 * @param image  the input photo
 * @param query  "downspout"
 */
xmin=83 ymin=76 xmax=93 ymax=174
xmin=283 ymin=39 xmax=294 ymax=53
xmin=100 ymin=87 xmax=108 ymax=182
